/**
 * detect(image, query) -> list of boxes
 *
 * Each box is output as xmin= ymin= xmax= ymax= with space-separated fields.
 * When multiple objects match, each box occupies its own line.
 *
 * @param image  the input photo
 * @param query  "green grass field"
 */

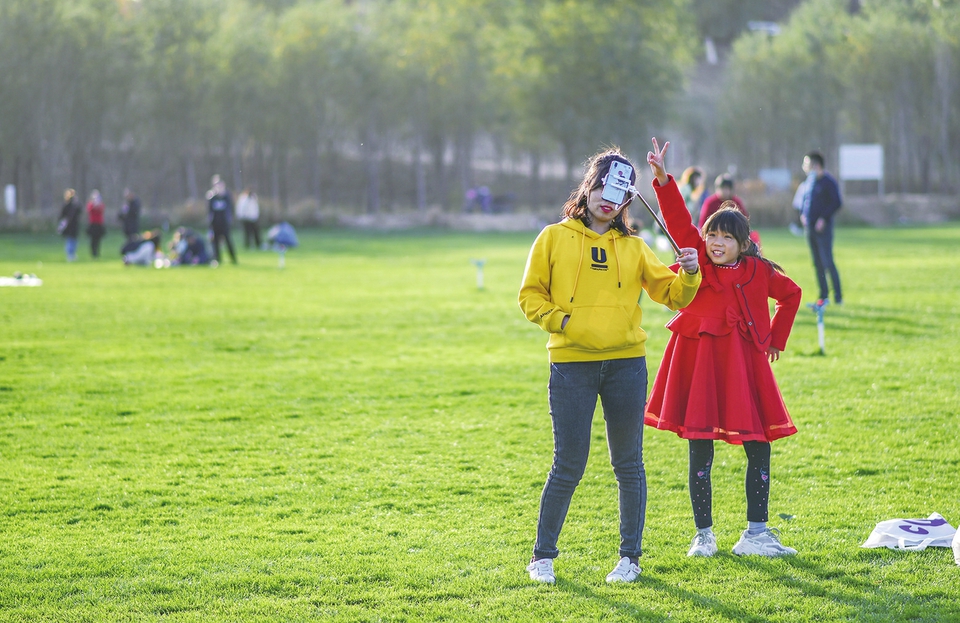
xmin=1 ymin=224 xmax=959 ymax=622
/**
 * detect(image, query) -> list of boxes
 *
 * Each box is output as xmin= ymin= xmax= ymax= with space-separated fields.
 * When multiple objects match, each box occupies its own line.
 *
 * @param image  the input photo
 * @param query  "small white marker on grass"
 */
xmin=808 ymin=299 xmax=828 ymax=355
xmin=471 ymin=259 xmax=486 ymax=290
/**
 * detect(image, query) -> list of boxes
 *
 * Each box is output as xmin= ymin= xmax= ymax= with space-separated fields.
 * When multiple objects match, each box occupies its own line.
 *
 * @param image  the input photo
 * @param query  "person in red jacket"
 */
xmin=86 ymin=190 xmax=106 ymax=258
xmin=697 ymin=174 xmax=745 ymax=229
xmin=643 ymin=138 xmax=801 ymax=559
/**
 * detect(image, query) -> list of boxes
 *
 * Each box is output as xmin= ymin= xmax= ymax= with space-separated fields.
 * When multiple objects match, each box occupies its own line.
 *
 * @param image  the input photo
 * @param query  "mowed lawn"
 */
xmin=1 ymin=224 xmax=958 ymax=623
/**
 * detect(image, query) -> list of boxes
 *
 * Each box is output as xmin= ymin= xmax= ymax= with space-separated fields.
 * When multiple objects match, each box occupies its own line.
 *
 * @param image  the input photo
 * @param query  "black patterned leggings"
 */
xmin=688 ymin=439 xmax=770 ymax=529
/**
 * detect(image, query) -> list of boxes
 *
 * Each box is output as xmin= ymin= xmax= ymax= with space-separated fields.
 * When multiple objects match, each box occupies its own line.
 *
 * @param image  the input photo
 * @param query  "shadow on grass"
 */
xmin=545 ymin=549 xmax=958 ymax=622
xmin=728 ymin=551 xmax=960 ymax=620
xmin=553 ymin=575 xmax=768 ymax=623
xmin=791 ymin=304 xmax=940 ymax=337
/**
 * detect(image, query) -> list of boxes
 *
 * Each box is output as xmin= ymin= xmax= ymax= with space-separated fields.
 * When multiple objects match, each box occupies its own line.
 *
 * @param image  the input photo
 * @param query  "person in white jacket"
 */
xmin=235 ymin=188 xmax=261 ymax=249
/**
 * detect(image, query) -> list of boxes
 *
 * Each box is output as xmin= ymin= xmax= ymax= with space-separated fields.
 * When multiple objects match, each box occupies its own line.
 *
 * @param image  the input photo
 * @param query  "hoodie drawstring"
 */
xmin=570 ymin=230 xmax=585 ymax=302
xmin=612 ymin=233 xmax=622 ymax=288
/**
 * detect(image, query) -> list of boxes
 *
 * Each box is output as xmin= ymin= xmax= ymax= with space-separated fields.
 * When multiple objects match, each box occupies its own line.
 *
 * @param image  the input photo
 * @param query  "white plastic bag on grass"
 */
xmin=861 ymin=512 xmax=956 ymax=551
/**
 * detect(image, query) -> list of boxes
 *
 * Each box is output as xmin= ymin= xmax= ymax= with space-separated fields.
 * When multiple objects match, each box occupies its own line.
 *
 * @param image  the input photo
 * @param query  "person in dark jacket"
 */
xmin=58 ymin=189 xmax=82 ymax=262
xmin=170 ymin=227 xmax=211 ymax=265
xmin=800 ymin=151 xmax=843 ymax=305
xmin=207 ymin=176 xmax=237 ymax=264
xmin=119 ymin=188 xmax=141 ymax=242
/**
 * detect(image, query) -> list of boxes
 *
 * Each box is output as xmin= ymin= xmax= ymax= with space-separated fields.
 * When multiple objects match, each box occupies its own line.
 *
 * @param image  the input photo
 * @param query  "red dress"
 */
xmin=645 ymin=260 xmax=797 ymax=443
xmin=644 ymin=176 xmax=800 ymax=445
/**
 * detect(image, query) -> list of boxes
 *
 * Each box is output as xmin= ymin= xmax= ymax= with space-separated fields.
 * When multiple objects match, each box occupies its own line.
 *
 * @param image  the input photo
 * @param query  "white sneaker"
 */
xmin=605 ymin=557 xmax=641 ymax=583
xmin=526 ymin=558 xmax=555 ymax=584
xmin=688 ymin=530 xmax=718 ymax=557
xmin=732 ymin=528 xmax=797 ymax=557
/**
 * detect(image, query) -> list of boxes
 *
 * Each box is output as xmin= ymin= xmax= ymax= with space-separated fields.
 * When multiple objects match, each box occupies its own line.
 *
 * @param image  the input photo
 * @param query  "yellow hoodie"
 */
xmin=519 ymin=218 xmax=701 ymax=362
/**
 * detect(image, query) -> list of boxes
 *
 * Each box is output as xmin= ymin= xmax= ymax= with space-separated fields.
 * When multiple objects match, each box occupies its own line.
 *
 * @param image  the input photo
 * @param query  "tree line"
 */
xmin=719 ymin=0 xmax=960 ymax=195
xmin=0 ymin=0 xmax=956 ymax=220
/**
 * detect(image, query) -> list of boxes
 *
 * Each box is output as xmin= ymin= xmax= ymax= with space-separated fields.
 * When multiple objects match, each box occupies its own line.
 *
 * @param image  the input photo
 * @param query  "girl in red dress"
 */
xmin=642 ymin=139 xmax=802 ymax=558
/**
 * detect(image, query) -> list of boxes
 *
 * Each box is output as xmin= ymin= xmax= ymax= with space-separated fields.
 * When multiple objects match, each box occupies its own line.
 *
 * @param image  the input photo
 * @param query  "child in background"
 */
xmin=677 ymin=166 xmax=705 ymax=223
xmin=86 ymin=190 xmax=106 ymax=258
xmin=643 ymin=138 xmax=802 ymax=558
xmin=519 ymin=147 xmax=701 ymax=584
xmin=58 ymin=189 xmax=82 ymax=262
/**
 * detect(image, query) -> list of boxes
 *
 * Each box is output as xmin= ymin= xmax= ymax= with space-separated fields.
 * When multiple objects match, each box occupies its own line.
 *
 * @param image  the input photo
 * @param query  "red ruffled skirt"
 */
xmin=645 ymin=331 xmax=797 ymax=444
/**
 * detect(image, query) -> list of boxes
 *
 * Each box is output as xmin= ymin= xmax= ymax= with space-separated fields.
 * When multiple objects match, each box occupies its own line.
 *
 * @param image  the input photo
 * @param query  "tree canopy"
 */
xmin=0 ymin=0 xmax=956 ymax=216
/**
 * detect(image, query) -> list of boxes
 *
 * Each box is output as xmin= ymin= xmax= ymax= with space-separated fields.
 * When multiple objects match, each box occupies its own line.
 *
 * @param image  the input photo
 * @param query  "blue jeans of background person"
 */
xmin=807 ymin=222 xmax=842 ymax=302
xmin=65 ymin=237 xmax=78 ymax=262
xmin=533 ymin=357 xmax=648 ymax=560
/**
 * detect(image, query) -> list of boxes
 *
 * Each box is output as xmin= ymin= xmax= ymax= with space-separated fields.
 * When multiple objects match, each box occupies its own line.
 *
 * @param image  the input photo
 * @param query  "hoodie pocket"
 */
xmin=563 ymin=306 xmax=636 ymax=351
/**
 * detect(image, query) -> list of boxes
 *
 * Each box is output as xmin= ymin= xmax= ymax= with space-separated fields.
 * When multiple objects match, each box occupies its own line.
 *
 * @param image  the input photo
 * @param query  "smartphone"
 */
xmin=601 ymin=161 xmax=633 ymax=205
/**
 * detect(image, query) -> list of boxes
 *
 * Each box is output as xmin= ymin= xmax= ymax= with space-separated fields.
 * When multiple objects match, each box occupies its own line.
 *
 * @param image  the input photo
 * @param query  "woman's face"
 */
xmin=703 ymin=229 xmax=745 ymax=265
xmin=585 ymin=185 xmax=625 ymax=232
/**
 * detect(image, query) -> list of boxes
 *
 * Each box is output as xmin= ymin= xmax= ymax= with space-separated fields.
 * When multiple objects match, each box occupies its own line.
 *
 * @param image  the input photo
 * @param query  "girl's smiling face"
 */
xmin=704 ymin=229 xmax=747 ymax=265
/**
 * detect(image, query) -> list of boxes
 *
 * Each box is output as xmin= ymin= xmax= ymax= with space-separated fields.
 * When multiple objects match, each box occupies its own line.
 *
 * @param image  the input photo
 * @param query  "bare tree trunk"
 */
xmin=326 ymin=139 xmax=339 ymax=207
xmin=185 ymin=154 xmax=199 ymax=200
xmin=431 ymin=138 xmax=447 ymax=211
xmin=279 ymin=148 xmax=290 ymax=213
xmin=935 ymin=43 xmax=954 ymax=193
xmin=310 ymin=139 xmax=322 ymax=208
xmin=896 ymin=100 xmax=910 ymax=193
xmin=563 ymin=144 xmax=575 ymax=189
xmin=232 ymin=139 xmax=243 ymax=192
xmin=25 ymin=156 xmax=35 ymax=212
xmin=254 ymin=141 xmax=265 ymax=195
xmin=456 ymin=131 xmax=473 ymax=209
xmin=362 ymin=125 xmax=381 ymax=215
xmin=75 ymin=147 xmax=88 ymax=202
xmin=493 ymin=135 xmax=507 ymax=192
xmin=414 ymin=133 xmax=427 ymax=212
xmin=381 ymin=139 xmax=394 ymax=212
xmin=271 ymin=144 xmax=281 ymax=213
xmin=529 ymin=151 xmax=541 ymax=210
xmin=366 ymin=155 xmax=380 ymax=214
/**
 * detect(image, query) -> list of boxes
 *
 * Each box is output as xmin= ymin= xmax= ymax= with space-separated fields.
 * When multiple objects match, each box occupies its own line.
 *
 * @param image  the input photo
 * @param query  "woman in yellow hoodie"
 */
xmin=519 ymin=146 xmax=702 ymax=584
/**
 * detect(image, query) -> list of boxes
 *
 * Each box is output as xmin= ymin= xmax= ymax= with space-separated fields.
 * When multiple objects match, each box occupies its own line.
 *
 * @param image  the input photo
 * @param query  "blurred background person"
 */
xmin=235 ymin=187 xmax=261 ymax=249
xmin=169 ymin=227 xmax=211 ymax=265
xmin=58 ymin=188 xmax=82 ymax=262
xmin=698 ymin=174 xmax=746 ymax=228
xmin=119 ymin=188 xmax=141 ymax=242
xmin=121 ymin=230 xmax=161 ymax=266
xmin=698 ymin=173 xmax=759 ymax=245
xmin=800 ymin=150 xmax=843 ymax=305
xmin=85 ymin=189 xmax=106 ymax=258
xmin=678 ymin=166 xmax=705 ymax=224
xmin=207 ymin=175 xmax=237 ymax=264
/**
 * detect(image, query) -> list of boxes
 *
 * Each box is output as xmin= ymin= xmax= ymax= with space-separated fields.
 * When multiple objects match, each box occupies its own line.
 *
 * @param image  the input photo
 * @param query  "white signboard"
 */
xmin=4 ymin=184 xmax=14 ymax=214
xmin=839 ymin=144 xmax=884 ymax=195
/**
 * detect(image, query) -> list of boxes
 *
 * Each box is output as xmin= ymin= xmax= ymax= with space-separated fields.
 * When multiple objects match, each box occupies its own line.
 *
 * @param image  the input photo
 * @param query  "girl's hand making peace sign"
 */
xmin=646 ymin=137 xmax=670 ymax=186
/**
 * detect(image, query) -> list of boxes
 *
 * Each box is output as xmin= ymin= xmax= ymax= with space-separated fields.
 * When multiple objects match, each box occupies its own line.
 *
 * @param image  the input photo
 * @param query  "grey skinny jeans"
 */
xmin=533 ymin=357 xmax=648 ymax=560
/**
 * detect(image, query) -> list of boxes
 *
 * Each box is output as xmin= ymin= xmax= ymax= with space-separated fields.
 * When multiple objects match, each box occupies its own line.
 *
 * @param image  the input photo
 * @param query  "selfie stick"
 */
xmin=628 ymin=187 xmax=682 ymax=255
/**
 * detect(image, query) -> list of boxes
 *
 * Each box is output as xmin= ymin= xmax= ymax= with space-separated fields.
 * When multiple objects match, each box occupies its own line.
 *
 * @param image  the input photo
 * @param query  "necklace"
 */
xmin=716 ymin=259 xmax=742 ymax=269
